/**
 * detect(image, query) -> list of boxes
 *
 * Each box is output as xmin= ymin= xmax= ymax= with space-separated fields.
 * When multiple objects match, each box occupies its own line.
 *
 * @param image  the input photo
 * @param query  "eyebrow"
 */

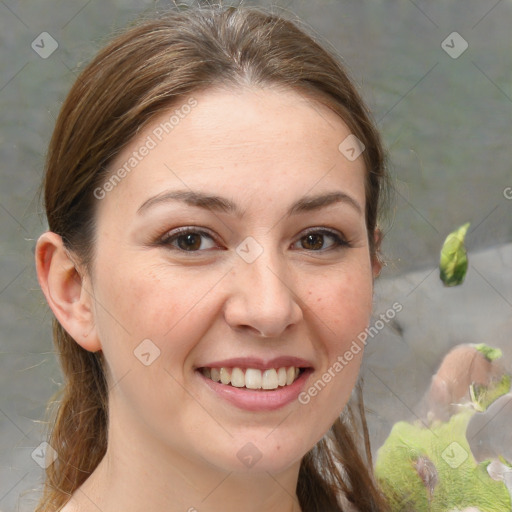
xmin=136 ymin=189 xmax=363 ymax=217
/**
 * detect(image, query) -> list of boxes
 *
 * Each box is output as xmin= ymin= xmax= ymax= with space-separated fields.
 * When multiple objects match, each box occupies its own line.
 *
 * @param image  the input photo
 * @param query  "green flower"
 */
xmin=473 ymin=343 xmax=503 ymax=362
xmin=375 ymin=410 xmax=511 ymax=511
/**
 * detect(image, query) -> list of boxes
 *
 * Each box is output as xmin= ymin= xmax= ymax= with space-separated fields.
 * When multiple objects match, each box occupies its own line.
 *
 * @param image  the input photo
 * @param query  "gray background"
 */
xmin=1 ymin=0 xmax=511 ymax=510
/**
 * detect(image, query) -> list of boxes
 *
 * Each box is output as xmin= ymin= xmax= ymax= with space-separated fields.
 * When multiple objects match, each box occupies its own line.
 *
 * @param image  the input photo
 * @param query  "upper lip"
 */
xmin=196 ymin=356 xmax=314 ymax=371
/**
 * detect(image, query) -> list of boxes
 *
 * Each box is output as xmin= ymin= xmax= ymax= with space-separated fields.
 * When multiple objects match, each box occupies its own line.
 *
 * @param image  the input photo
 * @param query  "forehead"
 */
xmin=99 ymin=86 xmax=367 ymax=216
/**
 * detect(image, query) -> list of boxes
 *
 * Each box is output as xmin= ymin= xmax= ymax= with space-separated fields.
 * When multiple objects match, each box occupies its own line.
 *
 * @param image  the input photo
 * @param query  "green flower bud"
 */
xmin=439 ymin=222 xmax=470 ymax=287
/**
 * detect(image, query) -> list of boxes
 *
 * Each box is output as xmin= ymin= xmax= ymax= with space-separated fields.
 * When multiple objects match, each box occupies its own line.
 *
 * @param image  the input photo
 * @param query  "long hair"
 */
xmin=36 ymin=5 xmax=390 ymax=511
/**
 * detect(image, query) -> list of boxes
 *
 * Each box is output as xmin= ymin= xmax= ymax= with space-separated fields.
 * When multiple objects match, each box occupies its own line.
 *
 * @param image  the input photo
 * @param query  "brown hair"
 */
xmin=37 ymin=5 xmax=390 ymax=511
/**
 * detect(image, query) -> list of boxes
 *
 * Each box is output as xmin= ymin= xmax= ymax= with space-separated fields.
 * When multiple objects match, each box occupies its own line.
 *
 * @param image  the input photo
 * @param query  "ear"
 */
xmin=35 ymin=231 xmax=101 ymax=352
xmin=371 ymin=228 xmax=383 ymax=278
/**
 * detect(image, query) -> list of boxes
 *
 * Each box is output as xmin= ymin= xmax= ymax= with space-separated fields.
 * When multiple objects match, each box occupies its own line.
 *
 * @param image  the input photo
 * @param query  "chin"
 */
xmin=207 ymin=434 xmax=310 ymax=475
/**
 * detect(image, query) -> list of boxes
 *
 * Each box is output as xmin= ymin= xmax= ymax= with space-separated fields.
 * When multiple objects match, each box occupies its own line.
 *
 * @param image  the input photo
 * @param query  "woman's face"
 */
xmin=86 ymin=86 xmax=378 ymax=475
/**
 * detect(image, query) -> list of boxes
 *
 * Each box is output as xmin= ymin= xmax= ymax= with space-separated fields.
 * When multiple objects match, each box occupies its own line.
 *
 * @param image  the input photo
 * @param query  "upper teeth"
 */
xmin=201 ymin=366 xmax=301 ymax=390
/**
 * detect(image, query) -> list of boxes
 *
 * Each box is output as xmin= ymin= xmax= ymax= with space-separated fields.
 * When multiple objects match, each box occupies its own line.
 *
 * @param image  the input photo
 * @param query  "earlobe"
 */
xmin=35 ymin=231 xmax=101 ymax=352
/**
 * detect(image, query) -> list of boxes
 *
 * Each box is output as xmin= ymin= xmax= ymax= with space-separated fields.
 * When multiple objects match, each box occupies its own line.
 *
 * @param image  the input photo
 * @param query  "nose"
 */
xmin=223 ymin=248 xmax=303 ymax=338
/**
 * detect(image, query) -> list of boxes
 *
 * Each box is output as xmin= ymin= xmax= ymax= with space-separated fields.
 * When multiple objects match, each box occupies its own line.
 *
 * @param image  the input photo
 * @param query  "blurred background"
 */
xmin=1 ymin=0 xmax=511 ymax=510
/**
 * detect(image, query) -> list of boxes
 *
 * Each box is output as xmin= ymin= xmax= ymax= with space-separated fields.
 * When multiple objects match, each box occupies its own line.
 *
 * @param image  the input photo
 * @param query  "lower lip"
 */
xmin=196 ymin=369 xmax=313 ymax=412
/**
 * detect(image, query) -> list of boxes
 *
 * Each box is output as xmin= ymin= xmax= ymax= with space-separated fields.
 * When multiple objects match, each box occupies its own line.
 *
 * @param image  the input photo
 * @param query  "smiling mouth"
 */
xmin=198 ymin=366 xmax=306 ymax=390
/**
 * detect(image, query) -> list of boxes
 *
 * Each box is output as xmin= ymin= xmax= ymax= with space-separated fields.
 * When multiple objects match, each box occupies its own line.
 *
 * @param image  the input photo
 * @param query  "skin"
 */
xmin=36 ymin=86 xmax=381 ymax=512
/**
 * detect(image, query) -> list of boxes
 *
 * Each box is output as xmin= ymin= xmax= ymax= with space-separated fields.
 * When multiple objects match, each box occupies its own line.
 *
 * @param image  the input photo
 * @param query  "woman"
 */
xmin=35 ymin=5 xmax=390 ymax=511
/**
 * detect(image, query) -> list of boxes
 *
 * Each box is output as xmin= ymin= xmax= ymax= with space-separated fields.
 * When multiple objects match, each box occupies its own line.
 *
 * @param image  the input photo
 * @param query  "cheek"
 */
xmin=301 ymin=261 xmax=372 ymax=414
xmin=313 ymin=262 xmax=374 ymax=343
xmin=90 ymin=260 xmax=215 ymax=427
xmin=92 ymin=259 xmax=222 ymax=371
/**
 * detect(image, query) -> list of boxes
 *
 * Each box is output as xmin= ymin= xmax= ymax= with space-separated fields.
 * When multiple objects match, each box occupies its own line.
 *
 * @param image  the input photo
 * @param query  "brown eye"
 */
xmin=295 ymin=229 xmax=348 ymax=252
xmin=301 ymin=233 xmax=324 ymax=250
xmin=161 ymin=228 xmax=217 ymax=252
xmin=176 ymin=233 xmax=203 ymax=251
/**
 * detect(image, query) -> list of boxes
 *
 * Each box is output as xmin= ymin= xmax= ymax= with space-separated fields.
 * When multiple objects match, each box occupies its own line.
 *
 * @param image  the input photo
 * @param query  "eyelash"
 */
xmin=159 ymin=226 xmax=350 ymax=254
